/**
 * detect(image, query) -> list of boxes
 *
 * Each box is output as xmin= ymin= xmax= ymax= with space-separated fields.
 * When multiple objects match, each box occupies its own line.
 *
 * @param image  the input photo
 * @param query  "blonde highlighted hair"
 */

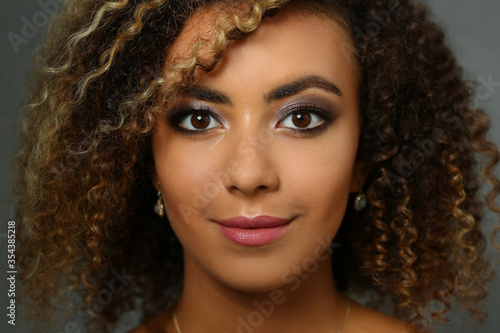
xmin=15 ymin=0 xmax=499 ymax=331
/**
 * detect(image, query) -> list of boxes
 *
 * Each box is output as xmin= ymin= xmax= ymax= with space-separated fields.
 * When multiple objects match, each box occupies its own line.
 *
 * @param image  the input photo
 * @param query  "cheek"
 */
xmin=285 ymin=147 xmax=354 ymax=209
xmin=153 ymin=131 xmax=222 ymax=221
xmin=279 ymin=127 xmax=359 ymax=223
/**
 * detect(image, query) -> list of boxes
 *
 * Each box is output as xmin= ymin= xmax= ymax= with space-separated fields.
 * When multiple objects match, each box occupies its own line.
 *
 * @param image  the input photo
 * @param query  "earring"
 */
xmin=154 ymin=187 xmax=165 ymax=217
xmin=353 ymin=190 xmax=367 ymax=211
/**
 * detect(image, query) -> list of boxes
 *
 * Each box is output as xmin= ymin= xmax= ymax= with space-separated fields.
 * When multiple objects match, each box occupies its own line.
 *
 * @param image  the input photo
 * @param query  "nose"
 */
xmin=223 ymin=131 xmax=279 ymax=197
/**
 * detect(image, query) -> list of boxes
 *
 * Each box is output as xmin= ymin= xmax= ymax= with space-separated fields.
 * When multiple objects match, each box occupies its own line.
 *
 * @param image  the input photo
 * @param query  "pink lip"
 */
xmin=217 ymin=215 xmax=292 ymax=246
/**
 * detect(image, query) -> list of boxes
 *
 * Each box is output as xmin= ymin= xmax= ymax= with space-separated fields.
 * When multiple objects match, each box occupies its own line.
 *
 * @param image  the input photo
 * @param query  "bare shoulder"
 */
xmin=347 ymin=301 xmax=419 ymax=333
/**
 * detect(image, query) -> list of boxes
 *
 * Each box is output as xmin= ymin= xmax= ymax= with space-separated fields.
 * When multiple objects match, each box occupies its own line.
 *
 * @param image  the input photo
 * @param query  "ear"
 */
xmin=151 ymin=163 xmax=160 ymax=192
xmin=349 ymin=159 xmax=365 ymax=193
xmin=153 ymin=176 xmax=160 ymax=192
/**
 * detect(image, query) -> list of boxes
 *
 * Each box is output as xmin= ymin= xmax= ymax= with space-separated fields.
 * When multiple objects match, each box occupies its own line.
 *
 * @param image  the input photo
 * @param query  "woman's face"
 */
xmin=152 ymin=7 xmax=361 ymax=292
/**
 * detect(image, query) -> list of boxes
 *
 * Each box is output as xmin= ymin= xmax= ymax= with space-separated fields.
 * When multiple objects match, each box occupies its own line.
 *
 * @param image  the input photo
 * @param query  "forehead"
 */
xmin=164 ymin=4 xmax=357 ymax=74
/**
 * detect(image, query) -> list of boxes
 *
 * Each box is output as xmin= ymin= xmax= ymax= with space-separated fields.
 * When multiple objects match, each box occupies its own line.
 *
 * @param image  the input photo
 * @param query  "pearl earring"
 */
xmin=154 ymin=185 xmax=165 ymax=217
xmin=353 ymin=190 xmax=367 ymax=211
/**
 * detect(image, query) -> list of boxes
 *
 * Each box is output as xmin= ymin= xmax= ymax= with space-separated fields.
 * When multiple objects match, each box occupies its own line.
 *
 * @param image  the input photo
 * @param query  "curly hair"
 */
xmin=15 ymin=0 xmax=500 ymax=332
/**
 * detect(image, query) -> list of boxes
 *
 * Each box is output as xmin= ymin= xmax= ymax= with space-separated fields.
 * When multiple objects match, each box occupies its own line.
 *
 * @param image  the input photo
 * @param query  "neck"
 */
xmin=173 ymin=253 xmax=348 ymax=333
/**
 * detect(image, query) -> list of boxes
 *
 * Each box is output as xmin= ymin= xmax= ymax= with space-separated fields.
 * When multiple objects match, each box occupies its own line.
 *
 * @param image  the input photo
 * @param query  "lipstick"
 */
xmin=217 ymin=215 xmax=292 ymax=246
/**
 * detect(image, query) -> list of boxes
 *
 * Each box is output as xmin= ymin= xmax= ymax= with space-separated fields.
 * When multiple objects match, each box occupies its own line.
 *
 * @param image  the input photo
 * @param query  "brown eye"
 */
xmin=191 ymin=112 xmax=211 ymax=129
xmin=280 ymin=111 xmax=323 ymax=130
xmin=291 ymin=113 xmax=312 ymax=128
xmin=179 ymin=111 xmax=220 ymax=131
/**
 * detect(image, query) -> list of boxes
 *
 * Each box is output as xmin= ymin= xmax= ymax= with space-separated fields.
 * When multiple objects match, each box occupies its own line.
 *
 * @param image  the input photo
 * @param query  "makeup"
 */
xmin=217 ymin=215 xmax=293 ymax=246
xmin=167 ymin=98 xmax=336 ymax=137
xmin=153 ymin=4 xmax=361 ymax=294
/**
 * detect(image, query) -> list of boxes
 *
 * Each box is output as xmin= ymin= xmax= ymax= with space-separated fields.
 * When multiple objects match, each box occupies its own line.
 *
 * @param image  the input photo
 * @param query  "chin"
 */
xmin=215 ymin=269 xmax=292 ymax=294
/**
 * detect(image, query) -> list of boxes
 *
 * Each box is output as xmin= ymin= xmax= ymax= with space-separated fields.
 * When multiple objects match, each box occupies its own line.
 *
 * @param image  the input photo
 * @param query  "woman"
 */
xmin=15 ymin=0 xmax=499 ymax=332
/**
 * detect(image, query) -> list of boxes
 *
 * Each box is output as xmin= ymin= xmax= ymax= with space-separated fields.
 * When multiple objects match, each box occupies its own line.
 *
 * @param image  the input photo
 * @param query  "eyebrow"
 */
xmin=181 ymin=85 xmax=233 ymax=106
xmin=180 ymin=75 xmax=342 ymax=105
xmin=265 ymin=75 xmax=343 ymax=103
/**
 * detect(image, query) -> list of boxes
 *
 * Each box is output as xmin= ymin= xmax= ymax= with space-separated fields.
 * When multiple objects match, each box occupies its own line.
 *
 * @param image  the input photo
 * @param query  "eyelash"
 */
xmin=168 ymin=104 xmax=333 ymax=137
xmin=168 ymin=106 xmax=220 ymax=137
xmin=278 ymin=104 xmax=333 ymax=136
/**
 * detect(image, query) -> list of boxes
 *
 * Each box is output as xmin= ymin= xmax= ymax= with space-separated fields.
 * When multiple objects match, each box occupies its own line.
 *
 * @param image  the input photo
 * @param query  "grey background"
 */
xmin=0 ymin=0 xmax=499 ymax=332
